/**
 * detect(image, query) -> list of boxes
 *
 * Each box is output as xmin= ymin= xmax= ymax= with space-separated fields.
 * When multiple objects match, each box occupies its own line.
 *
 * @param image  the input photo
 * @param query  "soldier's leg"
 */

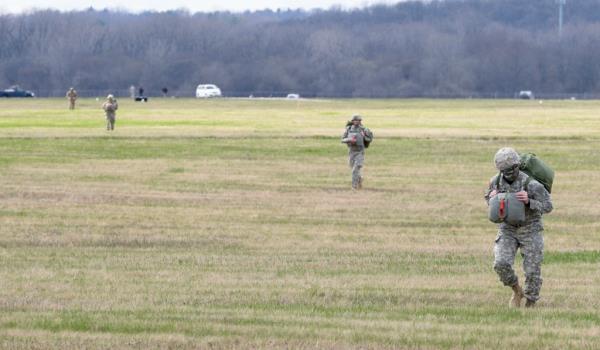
xmin=111 ymin=117 xmax=115 ymax=130
xmin=348 ymin=152 xmax=356 ymax=188
xmin=493 ymin=232 xmax=519 ymax=287
xmin=106 ymin=117 xmax=111 ymax=130
xmin=352 ymin=152 xmax=364 ymax=189
xmin=520 ymin=230 xmax=544 ymax=303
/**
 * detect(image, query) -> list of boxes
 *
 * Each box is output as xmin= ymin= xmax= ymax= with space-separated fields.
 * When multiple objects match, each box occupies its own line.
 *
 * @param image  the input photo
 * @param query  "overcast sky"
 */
xmin=0 ymin=0 xmax=399 ymax=13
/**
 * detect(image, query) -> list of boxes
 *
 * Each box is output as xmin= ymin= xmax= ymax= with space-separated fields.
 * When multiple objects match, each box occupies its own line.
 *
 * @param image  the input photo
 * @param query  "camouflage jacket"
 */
xmin=342 ymin=125 xmax=372 ymax=152
xmin=485 ymin=172 xmax=553 ymax=231
xmin=102 ymin=101 xmax=118 ymax=118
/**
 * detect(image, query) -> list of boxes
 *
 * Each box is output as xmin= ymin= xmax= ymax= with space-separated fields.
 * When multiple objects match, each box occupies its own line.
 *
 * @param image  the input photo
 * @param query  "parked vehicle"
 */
xmin=518 ymin=90 xmax=534 ymax=99
xmin=195 ymin=84 xmax=222 ymax=98
xmin=0 ymin=86 xmax=35 ymax=97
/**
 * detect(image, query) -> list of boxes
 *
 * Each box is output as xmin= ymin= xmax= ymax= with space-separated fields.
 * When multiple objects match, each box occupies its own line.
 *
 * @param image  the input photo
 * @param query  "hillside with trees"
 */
xmin=1 ymin=0 xmax=600 ymax=97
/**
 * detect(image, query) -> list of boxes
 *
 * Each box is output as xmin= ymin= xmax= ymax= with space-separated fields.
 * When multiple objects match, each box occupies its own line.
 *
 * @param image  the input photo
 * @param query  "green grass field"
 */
xmin=1 ymin=98 xmax=600 ymax=349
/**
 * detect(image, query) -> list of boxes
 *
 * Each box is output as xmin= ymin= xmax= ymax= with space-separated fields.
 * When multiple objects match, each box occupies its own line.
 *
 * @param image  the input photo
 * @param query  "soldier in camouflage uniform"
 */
xmin=485 ymin=147 xmax=553 ymax=308
xmin=66 ymin=87 xmax=78 ymax=110
xmin=342 ymin=115 xmax=372 ymax=190
xmin=102 ymin=94 xmax=118 ymax=131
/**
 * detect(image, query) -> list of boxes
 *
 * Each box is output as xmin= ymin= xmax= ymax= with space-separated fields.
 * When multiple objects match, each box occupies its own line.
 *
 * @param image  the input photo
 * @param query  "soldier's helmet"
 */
xmin=494 ymin=147 xmax=520 ymax=170
xmin=351 ymin=114 xmax=362 ymax=121
xmin=107 ymin=94 xmax=114 ymax=101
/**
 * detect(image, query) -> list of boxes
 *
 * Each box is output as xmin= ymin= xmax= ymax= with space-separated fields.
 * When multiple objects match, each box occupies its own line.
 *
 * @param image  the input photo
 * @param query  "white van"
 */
xmin=196 ymin=84 xmax=222 ymax=98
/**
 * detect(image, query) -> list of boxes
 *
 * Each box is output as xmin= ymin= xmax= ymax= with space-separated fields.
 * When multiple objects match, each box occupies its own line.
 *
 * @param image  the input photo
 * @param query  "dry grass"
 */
xmin=1 ymin=98 xmax=600 ymax=349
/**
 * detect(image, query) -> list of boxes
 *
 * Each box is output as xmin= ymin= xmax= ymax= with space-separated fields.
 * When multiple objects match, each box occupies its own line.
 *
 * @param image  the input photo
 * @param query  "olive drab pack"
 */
xmin=363 ymin=128 xmax=373 ymax=148
xmin=519 ymin=153 xmax=554 ymax=193
xmin=489 ymin=153 xmax=553 ymax=225
xmin=494 ymin=153 xmax=554 ymax=194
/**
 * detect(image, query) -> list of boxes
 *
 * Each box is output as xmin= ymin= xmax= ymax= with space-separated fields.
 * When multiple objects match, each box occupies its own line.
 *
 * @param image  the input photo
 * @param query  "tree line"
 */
xmin=2 ymin=0 xmax=600 ymax=97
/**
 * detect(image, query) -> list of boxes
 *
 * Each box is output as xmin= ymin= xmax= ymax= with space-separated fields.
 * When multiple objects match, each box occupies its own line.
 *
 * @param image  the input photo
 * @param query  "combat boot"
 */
xmin=525 ymin=299 xmax=536 ymax=308
xmin=510 ymin=284 xmax=524 ymax=308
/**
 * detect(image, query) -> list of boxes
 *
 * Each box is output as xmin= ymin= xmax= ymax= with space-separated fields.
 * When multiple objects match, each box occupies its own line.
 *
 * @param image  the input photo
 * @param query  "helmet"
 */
xmin=494 ymin=147 xmax=520 ymax=171
xmin=107 ymin=94 xmax=114 ymax=101
xmin=351 ymin=114 xmax=362 ymax=121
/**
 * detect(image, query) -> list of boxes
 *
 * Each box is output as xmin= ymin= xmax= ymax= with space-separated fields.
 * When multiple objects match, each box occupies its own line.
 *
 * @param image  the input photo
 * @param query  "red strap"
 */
xmin=499 ymin=199 xmax=506 ymax=219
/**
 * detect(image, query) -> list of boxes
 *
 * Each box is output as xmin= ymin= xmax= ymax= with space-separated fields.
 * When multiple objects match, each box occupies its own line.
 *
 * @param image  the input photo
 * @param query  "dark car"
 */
xmin=0 ymin=86 xmax=35 ymax=97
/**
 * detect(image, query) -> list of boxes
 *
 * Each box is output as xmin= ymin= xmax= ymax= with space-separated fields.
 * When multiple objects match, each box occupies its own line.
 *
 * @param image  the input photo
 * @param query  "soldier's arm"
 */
xmin=341 ymin=128 xmax=349 ymax=143
xmin=484 ymin=176 xmax=497 ymax=205
xmin=363 ymin=127 xmax=373 ymax=142
xmin=527 ymin=181 xmax=553 ymax=214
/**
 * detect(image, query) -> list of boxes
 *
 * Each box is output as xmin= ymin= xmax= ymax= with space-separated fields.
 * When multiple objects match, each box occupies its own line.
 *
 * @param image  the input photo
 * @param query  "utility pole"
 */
xmin=558 ymin=0 xmax=566 ymax=38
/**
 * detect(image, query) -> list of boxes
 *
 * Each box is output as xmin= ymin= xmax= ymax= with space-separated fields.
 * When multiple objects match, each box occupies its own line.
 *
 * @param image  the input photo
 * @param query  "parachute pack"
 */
xmin=488 ymin=192 xmax=526 ymax=225
xmin=519 ymin=153 xmax=554 ymax=193
xmin=345 ymin=122 xmax=373 ymax=148
xmin=489 ymin=153 xmax=554 ymax=225
xmin=495 ymin=153 xmax=554 ymax=193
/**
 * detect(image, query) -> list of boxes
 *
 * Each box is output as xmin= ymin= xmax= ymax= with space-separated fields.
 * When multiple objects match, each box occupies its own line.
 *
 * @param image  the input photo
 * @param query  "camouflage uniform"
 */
xmin=102 ymin=95 xmax=118 ymax=131
xmin=342 ymin=115 xmax=372 ymax=189
xmin=485 ymin=148 xmax=553 ymax=304
xmin=66 ymin=88 xmax=77 ymax=110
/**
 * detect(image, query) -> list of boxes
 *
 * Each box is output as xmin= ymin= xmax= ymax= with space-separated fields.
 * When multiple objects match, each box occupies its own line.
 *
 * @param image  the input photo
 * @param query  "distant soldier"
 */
xmin=485 ymin=147 xmax=553 ymax=308
xmin=66 ymin=87 xmax=78 ymax=110
xmin=341 ymin=115 xmax=373 ymax=190
xmin=102 ymin=94 xmax=119 ymax=131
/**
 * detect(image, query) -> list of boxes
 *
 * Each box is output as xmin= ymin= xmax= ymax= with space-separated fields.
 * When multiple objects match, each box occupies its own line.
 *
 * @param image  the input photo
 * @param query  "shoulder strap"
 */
xmin=523 ymin=176 xmax=531 ymax=192
xmin=495 ymin=173 xmax=501 ymax=189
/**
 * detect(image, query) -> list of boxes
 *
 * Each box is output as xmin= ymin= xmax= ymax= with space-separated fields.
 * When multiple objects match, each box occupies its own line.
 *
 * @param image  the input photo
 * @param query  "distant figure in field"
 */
xmin=341 ymin=115 xmax=373 ymax=190
xmin=485 ymin=147 xmax=553 ymax=308
xmin=161 ymin=87 xmax=168 ymax=97
xmin=102 ymin=94 xmax=118 ymax=131
xmin=66 ymin=87 xmax=78 ymax=110
xmin=138 ymin=86 xmax=144 ymax=97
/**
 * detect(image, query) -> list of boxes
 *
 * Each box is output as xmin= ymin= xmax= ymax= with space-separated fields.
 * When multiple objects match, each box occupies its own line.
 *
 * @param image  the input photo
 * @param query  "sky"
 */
xmin=0 ymin=0 xmax=399 ymax=13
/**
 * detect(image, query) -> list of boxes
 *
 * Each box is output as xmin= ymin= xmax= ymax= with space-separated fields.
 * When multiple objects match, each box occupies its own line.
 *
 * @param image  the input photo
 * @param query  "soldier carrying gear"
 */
xmin=342 ymin=114 xmax=373 ymax=190
xmin=485 ymin=147 xmax=553 ymax=308
xmin=66 ymin=87 xmax=78 ymax=110
xmin=102 ymin=94 xmax=119 ymax=131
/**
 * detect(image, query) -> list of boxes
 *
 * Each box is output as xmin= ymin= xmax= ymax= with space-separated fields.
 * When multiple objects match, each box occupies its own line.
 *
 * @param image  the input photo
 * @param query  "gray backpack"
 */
xmin=488 ymin=192 xmax=526 ymax=225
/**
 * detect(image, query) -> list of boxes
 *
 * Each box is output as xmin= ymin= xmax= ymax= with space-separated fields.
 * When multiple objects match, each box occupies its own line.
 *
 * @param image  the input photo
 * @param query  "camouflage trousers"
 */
xmin=348 ymin=150 xmax=364 ymax=189
xmin=69 ymin=99 xmax=75 ymax=110
xmin=493 ymin=227 xmax=544 ymax=302
xmin=106 ymin=116 xmax=115 ymax=130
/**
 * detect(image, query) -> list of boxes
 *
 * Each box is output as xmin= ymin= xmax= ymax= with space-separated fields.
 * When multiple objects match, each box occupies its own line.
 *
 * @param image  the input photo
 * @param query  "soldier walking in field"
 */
xmin=66 ymin=87 xmax=78 ymax=110
xmin=485 ymin=147 xmax=553 ymax=308
xmin=342 ymin=115 xmax=373 ymax=190
xmin=102 ymin=94 xmax=118 ymax=131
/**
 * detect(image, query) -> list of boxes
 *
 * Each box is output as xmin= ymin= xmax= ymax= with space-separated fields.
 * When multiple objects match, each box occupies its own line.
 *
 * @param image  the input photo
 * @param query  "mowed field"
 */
xmin=1 ymin=98 xmax=600 ymax=349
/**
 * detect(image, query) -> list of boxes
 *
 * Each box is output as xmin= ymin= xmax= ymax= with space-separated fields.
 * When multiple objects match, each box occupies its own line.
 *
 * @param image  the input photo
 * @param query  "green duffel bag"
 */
xmin=520 ymin=153 xmax=554 ymax=193
xmin=488 ymin=192 xmax=526 ymax=226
